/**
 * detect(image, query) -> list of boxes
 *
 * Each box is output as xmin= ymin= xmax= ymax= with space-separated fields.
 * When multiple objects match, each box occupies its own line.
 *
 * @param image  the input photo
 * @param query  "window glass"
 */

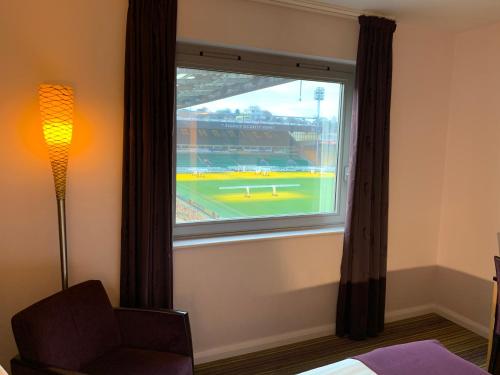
xmin=176 ymin=68 xmax=343 ymax=224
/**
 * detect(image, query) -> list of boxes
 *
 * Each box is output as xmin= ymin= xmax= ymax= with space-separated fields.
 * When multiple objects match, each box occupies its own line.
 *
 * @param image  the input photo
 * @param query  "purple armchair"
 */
xmin=11 ymin=280 xmax=193 ymax=375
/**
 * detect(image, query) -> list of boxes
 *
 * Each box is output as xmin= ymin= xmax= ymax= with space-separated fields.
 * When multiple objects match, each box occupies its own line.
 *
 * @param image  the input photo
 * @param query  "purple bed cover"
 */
xmin=354 ymin=340 xmax=488 ymax=375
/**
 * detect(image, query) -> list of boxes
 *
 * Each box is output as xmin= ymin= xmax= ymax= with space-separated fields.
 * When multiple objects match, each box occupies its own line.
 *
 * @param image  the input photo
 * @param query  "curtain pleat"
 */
xmin=336 ymin=15 xmax=396 ymax=340
xmin=120 ymin=0 xmax=177 ymax=309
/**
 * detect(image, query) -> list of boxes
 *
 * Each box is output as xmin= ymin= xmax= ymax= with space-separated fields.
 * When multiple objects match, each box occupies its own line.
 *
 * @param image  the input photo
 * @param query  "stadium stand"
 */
xmin=177 ymin=127 xmax=298 ymax=148
xmin=176 ymin=114 xmax=325 ymax=171
xmin=177 ymin=129 xmax=313 ymax=170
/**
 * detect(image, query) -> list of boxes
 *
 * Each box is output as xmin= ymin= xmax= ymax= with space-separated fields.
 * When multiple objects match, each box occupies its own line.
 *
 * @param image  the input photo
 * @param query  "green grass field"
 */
xmin=176 ymin=171 xmax=336 ymax=222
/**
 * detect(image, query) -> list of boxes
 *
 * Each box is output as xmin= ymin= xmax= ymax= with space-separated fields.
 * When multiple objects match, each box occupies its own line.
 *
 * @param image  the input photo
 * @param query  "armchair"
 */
xmin=11 ymin=280 xmax=193 ymax=375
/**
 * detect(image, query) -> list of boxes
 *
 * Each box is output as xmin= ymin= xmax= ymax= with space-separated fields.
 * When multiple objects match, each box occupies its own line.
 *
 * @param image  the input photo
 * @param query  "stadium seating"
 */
xmin=176 ymin=152 xmax=310 ymax=169
xmin=177 ymin=128 xmax=298 ymax=148
xmin=176 ymin=153 xmax=196 ymax=168
xmin=176 ymin=125 xmax=313 ymax=171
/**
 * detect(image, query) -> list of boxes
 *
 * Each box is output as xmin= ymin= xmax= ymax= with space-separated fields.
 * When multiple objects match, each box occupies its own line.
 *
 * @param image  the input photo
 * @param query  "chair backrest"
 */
xmin=495 ymin=257 xmax=500 ymax=335
xmin=12 ymin=280 xmax=121 ymax=370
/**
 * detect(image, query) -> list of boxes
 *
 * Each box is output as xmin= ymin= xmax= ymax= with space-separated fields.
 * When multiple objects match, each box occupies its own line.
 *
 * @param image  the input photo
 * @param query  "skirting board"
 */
xmin=194 ymin=323 xmax=334 ymax=364
xmin=194 ymin=304 xmax=434 ymax=364
xmin=385 ymin=304 xmax=435 ymax=323
xmin=434 ymin=304 xmax=489 ymax=338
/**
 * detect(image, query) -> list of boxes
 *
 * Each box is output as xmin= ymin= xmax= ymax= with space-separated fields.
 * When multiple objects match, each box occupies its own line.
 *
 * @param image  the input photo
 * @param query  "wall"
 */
xmin=177 ymin=0 xmax=358 ymax=62
xmin=435 ymin=21 xmax=500 ymax=328
xmin=388 ymin=22 xmax=454 ymax=271
xmin=0 ymin=0 xmax=455 ymax=368
xmin=438 ymin=22 xmax=500 ymax=280
xmin=0 ymin=0 xmax=127 ymax=368
xmin=176 ymin=2 xmax=455 ymax=360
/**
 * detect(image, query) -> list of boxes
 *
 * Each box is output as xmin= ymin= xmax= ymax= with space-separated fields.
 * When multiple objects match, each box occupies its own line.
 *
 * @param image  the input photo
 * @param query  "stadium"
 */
xmin=175 ymin=68 xmax=340 ymax=223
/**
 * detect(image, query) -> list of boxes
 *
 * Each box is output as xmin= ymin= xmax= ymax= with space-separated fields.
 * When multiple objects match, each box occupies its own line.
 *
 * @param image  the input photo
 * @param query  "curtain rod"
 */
xmin=249 ymin=0 xmax=393 ymax=21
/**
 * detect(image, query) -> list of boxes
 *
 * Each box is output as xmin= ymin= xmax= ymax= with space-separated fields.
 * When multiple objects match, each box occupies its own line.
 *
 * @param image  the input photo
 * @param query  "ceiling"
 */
xmin=318 ymin=0 xmax=500 ymax=32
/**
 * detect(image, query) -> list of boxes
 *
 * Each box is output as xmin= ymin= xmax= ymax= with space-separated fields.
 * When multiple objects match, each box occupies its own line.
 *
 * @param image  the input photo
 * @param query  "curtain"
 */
xmin=120 ymin=0 xmax=177 ymax=309
xmin=336 ymin=15 xmax=396 ymax=340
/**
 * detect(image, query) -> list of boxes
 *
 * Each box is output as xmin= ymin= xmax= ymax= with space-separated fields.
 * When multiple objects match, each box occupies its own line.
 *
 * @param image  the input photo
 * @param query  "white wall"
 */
xmin=178 ymin=0 xmax=358 ymax=62
xmin=0 ymin=0 xmax=455 ymax=368
xmin=177 ymin=0 xmax=456 ymax=361
xmin=438 ymin=22 xmax=500 ymax=280
xmin=0 ymin=0 xmax=126 ymax=368
xmin=174 ymin=232 xmax=345 ymax=361
xmin=388 ymin=22 xmax=454 ymax=271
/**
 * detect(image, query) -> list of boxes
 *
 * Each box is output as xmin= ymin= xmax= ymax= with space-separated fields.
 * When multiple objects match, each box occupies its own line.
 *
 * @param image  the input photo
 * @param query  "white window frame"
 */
xmin=174 ymin=42 xmax=354 ymax=239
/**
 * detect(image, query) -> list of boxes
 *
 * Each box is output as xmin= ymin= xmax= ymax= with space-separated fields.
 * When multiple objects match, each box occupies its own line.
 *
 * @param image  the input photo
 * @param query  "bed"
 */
xmin=300 ymin=340 xmax=488 ymax=375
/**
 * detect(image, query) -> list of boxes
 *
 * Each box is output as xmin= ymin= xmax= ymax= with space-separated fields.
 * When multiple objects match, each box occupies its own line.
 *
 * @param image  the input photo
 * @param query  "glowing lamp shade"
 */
xmin=39 ymin=84 xmax=74 ymax=200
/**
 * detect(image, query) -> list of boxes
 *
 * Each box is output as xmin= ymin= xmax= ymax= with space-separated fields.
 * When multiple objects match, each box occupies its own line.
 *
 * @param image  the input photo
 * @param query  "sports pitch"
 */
xmin=176 ymin=171 xmax=336 ymax=221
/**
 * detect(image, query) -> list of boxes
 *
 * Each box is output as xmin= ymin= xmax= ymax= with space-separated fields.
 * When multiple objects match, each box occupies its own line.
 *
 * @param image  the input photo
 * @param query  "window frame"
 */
xmin=174 ymin=42 xmax=354 ymax=239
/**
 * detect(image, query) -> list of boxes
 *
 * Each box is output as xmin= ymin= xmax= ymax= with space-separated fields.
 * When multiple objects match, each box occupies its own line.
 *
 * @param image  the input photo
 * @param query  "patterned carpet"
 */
xmin=195 ymin=314 xmax=488 ymax=375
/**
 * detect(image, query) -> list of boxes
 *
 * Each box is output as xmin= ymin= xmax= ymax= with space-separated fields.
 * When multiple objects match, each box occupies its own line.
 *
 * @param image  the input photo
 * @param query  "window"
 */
xmin=175 ymin=43 xmax=354 ymax=238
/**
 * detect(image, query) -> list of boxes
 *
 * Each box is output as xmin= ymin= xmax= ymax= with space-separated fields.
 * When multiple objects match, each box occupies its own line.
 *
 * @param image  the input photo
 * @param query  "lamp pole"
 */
xmin=314 ymin=87 xmax=325 ymax=165
xmin=314 ymin=87 xmax=325 ymax=120
xmin=56 ymin=199 xmax=69 ymax=289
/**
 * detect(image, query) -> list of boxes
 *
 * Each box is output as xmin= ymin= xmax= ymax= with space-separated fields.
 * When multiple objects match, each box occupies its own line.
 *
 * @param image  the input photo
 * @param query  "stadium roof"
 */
xmin=177 ymin=68 xmax=292 ymax=109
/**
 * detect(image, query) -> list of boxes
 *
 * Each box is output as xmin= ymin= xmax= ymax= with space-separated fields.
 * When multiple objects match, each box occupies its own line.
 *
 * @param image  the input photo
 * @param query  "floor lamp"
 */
xmin=39 ymin=84 xmax=74 ymax=290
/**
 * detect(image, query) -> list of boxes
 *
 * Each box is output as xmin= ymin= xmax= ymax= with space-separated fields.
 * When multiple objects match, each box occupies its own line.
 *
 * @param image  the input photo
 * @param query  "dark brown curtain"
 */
xmin=336 ymin=15 xmax=396 ymax=340
xmin=120 ymin=0 xmax=177 ymax=309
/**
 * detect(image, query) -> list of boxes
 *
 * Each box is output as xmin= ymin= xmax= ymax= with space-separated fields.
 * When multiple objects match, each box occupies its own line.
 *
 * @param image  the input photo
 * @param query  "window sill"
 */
xmin=173 ymin=226 xmax=344 ymax=249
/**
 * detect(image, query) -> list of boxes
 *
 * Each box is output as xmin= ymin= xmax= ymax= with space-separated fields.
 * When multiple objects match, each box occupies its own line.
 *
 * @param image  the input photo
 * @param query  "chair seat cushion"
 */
xmin=81 ymin=347 xmax=192 ymax=375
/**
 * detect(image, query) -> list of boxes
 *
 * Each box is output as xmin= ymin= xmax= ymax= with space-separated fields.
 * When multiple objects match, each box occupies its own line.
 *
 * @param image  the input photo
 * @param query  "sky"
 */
xmin=185 ymin=76 xmax=342 ymax=120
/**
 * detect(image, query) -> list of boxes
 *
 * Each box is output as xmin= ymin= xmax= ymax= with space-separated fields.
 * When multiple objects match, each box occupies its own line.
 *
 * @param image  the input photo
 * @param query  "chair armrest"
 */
xmin=11 ymin=356 xmax=88 ymax=375
xmin=114 ymin=307 xmax=193 ymax=357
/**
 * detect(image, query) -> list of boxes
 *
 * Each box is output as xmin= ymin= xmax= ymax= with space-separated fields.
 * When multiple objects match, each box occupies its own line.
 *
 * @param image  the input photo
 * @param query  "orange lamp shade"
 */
xmin=39 ymin=84 xmax=74 ymax=199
